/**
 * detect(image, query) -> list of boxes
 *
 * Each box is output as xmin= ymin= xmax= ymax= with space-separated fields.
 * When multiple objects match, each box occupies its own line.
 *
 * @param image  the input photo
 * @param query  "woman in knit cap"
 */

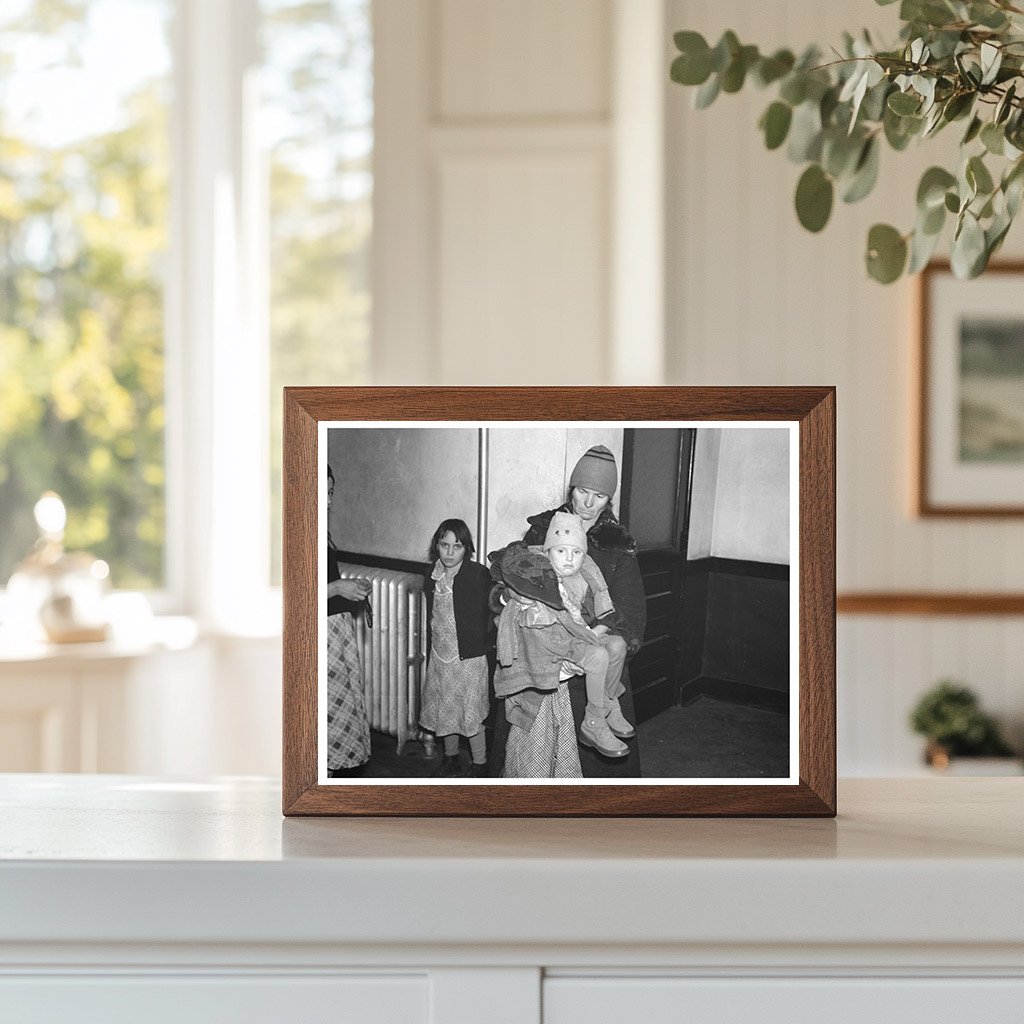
xmin=513 ymin=443 xmax=647 ymax=777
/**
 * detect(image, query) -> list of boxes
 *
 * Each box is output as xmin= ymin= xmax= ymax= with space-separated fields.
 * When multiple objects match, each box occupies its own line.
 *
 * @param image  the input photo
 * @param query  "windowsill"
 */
xmin=0 ymin=615 xmax=202 ymax=665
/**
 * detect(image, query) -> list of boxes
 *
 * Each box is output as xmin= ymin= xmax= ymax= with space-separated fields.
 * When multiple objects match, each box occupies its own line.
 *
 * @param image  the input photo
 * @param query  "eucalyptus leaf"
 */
xmin=721 ymin=44 xmax=759 ymax=93
xmin=795 ymin=164 xmax=834 ymax=232
xmin=951 ymin=211 xmax=986 ymax=278
xmin=1003 ymin=157 xmax=1024 ymax=216
xmin=944 ymin=190 xmax=961 ymax=213
xmin=839 ymin=62 xmax=869 ymax=104
xmin=760 ymin=101 xmax=793 ymax=150
xmin=986 ymin=212 xmax=1012 ymax=259
xmin=962 ymin=115 xmax=983 ymax=145
xmin=884 ymin=106 xmax=921 ymax=150
xmin=927 ymin=30 xmax=962 ymax=60
xmin=920 ymin=200 xmax=946 ymax=235
xmin=694 ymin=73 xmax=721 ymax=109
xmin=866 ymin=223 xmax=907 ymax=283
xmin=671 ymin=40 xmax=713 ymax=87
xmin=1006 ymin=171 xmax=1024 ymax=218
xmin=779 ymin=74 xmax=807 ymax=106
xmin=822 ymin=128 xmax=863 ymax=177
xmin=917 ymin=166 xmax=957 ymax=210
xmin=787 ymin=101 xmax=823 ymax=162
xmin=820 ymin=86 xmax=841 ymax=126
xmin=710 ymin=31 xmax=740 ymax=73
xmin=860 ymin=79 xmax=892 ymax=122
xmin=922 ymin=103 xmax=946 ymax=137
xmin=842 ymin=137 xmax=881 ymax=203
xmin=888 ymin=91 xmax=921 ymax=115
xmin=967 ymin=154 xmax=995 ymax=196
xmin=913 ymin=75 xmax=937 ymax=112
xmin=995 ymin=82 xmax=1017 ymax=124
xmin=970 ymin=2 xmax=1009 ymax=30
xmin=905 ymin=0 xmax=959 ymax=28
xmin=980 ymin=42 xmax=1002 ymax=87
xmin=942 ymin=91 xmax=974 ymax=122
xmin=754 ymin=49 xmax=795 ymax=87
xmin=908 ymin=221 xmax=942 ymax=273
xmin=981 ymin=122 xmax=1005 ymax=155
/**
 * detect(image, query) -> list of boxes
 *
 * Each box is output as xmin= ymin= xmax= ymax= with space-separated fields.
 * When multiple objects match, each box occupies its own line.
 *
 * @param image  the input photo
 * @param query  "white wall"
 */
xmin=486 ymin=428 xmax=625 ymax=556
xmin=329 ymin=428 xmax=480 ymax=562
xmin=688 ymin=429 xmax=720 ymax=560
xmin=686 ymin=429 xmax=790 ymax=565
xmin=712 ymin=429 xmax=790 ymax=564
xmin=327 ymin=426 xmax=625 ymax=563
xmin=666 ymin=0 xmax=1024 ymax=772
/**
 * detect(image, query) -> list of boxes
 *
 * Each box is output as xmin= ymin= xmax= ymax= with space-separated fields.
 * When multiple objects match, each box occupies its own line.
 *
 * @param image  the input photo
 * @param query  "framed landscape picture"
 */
xmin=282 ymin=387 xmax=836 ymax=816
xmin=918 ymin=262 xmax=1024 ymax=516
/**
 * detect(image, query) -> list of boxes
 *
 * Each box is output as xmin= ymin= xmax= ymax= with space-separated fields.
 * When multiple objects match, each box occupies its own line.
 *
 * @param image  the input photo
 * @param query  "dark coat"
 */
xmin=524 ymin=506 xmax=647 ymax=654
xmin=425 ymin=558 xmax=494 ymax=660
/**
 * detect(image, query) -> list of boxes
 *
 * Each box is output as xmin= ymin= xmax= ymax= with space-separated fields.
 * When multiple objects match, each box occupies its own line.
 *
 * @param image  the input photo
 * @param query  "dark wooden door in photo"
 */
xmin=619 ymin=428 xmax=694 ymax=724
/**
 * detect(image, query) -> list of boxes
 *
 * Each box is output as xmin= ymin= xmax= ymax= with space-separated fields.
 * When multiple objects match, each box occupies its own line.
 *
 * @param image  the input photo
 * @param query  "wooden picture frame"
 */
xmin=282 ymin=387 xmax=836 ymax=816
xmin=917 ymin=261 xmax=1024 ymax=517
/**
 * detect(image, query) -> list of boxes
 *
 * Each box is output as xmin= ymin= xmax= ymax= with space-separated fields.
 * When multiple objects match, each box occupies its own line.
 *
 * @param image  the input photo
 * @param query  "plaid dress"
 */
xmin=326 ymin=611 xmax=371 ymax=770
xmin=420 ymin=563 xmax=490 ymax=736
xmin=503 ymin=684 xmax=582 ymax=779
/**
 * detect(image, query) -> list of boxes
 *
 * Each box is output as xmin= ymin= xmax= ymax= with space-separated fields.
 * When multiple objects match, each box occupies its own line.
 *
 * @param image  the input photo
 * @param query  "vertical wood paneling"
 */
xmin=438 ymin=0 xmax=610 ymax=120
xmin=666 ymin=0 xmax=1024 ymax=774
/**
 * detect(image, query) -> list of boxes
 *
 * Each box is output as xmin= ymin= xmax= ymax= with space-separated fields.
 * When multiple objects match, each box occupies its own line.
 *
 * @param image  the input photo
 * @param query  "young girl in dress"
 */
xmin=420 ymin=519 xmax=493 ymax=777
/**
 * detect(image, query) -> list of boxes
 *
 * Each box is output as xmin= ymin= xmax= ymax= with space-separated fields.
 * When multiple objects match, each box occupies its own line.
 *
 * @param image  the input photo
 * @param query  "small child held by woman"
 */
xmin=491 ymin=512 xmax=632 ymax=777
xmin=420 ymin=519 xmax=493 ymax=777
xmin=542 ymin=512 xmax=631 ymax=758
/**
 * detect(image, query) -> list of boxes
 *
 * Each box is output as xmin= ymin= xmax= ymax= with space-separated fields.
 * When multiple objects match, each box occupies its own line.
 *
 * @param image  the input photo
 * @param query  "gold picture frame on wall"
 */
xmin=282 ymin=387 xmax=835 ymax=817
xmin=917 ymin=261 xmax=1024 ymax=517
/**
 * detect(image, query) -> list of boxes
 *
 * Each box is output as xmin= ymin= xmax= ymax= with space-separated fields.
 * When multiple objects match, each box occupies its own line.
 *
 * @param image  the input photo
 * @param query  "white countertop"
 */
xmin=1 ymin=775 xmax=1022 ymax=955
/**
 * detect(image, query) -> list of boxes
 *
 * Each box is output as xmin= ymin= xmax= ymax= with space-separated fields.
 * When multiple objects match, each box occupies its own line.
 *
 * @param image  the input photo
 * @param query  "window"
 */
xmin=0 ymin=0 xmax=373 ymax=618
xmin=0 ymin=0 xmax=172 ymax=589
xmin=261 ymin=0 xmax=373 ymax=581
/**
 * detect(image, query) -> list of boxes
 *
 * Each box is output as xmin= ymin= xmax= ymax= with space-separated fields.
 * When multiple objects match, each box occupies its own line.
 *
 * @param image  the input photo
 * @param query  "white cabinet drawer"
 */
xmin=544 ymin=977 xmax=1024 ymax=1024
xmin=0 ymin=974 xmax=428 ymax=1024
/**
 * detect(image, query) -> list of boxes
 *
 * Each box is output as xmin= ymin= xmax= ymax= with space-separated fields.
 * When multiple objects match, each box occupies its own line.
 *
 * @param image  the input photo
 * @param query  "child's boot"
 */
xmin=440 ymin=753 xmax=461 ymax=776
xmin=605 ymin=697 xmax=635 ymax=739
xmin=580 ymin=703 xmax=629 ymax=758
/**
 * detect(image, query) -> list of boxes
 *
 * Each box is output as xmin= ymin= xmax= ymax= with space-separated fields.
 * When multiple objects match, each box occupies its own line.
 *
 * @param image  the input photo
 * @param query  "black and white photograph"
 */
xmin=319 ymin=422 xmax=797 ymax=785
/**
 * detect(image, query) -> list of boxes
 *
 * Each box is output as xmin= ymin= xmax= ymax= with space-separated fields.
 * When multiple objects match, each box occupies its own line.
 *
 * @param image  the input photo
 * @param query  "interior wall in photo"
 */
xmin=328 ymin=427 xmax=624 ymax=561
xmin=682 ymin=428 xmax=791 ymax=703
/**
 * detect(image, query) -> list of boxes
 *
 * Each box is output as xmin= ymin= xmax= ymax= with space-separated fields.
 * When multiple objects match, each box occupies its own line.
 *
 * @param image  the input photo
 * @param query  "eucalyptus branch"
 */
xmin=670 ymin=2 xmax=1024 ymax=283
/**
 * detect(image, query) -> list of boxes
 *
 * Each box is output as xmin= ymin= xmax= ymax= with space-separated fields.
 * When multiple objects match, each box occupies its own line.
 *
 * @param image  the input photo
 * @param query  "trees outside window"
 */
xmin=0 ymin=0 xmax=372 ymax=607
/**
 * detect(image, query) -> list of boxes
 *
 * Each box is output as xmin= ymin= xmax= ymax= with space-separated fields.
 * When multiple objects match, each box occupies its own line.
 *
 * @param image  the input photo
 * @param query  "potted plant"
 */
xmin=670 ymin=0 xmax=1024 ymax=283
xmin=909 ymin=679 xmax=1018 ymax=771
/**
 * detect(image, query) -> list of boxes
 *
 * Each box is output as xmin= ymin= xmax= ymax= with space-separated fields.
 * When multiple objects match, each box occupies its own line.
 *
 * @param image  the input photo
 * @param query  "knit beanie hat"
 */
xmin=543 ymin=511 xmax=588 ymax=553
xmin=569 ymin=444 xmax=618 ymax=497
